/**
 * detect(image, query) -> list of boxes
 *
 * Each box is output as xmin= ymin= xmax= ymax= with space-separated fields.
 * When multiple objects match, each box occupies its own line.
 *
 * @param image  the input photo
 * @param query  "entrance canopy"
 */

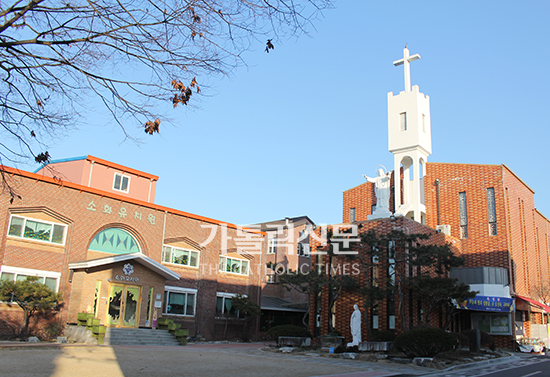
xmin=516 ymin=295 xmax=550 ymax=313
xmin=69 ymin=252 xmax=180 ymax=280
xmin=261 ymin=296 xmax=308 ymax=313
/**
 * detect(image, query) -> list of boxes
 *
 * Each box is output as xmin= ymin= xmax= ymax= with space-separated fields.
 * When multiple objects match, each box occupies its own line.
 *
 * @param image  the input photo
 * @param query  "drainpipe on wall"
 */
xmin=88 ymin=161 xmax=95 ymax=187
xmin=147 ymin=178 xmax=153 ymax=203
xmin=435 ymin=179 xmax=441 ymax=226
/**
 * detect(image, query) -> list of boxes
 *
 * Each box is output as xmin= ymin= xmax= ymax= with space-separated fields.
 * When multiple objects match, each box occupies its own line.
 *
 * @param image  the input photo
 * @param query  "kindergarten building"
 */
xmin=318 ymin=47 xmax=550 ymax=349
xmin=0 ymin=155 xmax=265 ymax=340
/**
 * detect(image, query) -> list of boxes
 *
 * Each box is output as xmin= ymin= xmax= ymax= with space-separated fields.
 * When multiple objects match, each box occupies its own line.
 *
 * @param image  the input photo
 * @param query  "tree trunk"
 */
xmin=223 ymin=317 xmax=228 ymax=340
xmin=20 ymin=310 xmax=30 ymax=338
xmin=397 ymin=279 xmax=408 ymax=332
xmin=302 ymin=308 xmax=309 ymax=328
xmin=327 ymin=255 xmax=334 ymax=333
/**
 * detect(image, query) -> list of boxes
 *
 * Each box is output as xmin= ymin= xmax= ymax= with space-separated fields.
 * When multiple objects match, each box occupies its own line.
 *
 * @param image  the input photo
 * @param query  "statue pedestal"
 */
xmin=367 ymin=208 xmax=392 ymax=220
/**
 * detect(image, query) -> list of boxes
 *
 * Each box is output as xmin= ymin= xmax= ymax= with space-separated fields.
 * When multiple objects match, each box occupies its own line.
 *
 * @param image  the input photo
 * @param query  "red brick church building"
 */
xmin=314 ymin=47 xmax=550 ymax=349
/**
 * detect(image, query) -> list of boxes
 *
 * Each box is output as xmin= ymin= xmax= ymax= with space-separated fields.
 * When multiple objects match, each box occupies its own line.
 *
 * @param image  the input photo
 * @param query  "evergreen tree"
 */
xmin=0 ymin=276 xmax=62 ymax=337
xmin=345 ymin=228 xmax=476 ymax=331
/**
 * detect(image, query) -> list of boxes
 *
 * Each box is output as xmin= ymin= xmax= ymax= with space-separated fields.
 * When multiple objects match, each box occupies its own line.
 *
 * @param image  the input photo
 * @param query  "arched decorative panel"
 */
xmin=89 ymin=228 xmax=141 ymax=255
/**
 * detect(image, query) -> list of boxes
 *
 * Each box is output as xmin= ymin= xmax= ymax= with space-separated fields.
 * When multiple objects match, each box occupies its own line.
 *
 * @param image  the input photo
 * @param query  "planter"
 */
xmin=175 ymin=329 xmax=189 ymax=338
xmin=168 ymin=323 xmax=182 ymax=332
xmin=358 ymin=341 xmax=394 ymax=352
xmin=157 ymin=318 xmax=172 ymax=330
xmin=92 ymin=325 xmax=106 ymax=334
xmin=77 ymin=313 xmax=94 ymax=326
xmin=278 ymin=336 xmax=311 ymax=347
xmin=320 ymin=336 xmax=345 ymax=348
xmin=86 ymin=318 xmax=100 ymax=330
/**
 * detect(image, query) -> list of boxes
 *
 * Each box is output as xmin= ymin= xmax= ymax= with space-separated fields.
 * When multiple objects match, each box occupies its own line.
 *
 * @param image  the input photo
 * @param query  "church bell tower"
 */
xmin=388 ymin=47 xmax=432 ymax=223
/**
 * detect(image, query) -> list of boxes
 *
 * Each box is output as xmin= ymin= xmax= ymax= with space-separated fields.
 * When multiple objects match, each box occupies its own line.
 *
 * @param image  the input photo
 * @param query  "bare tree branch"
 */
xmin=0 ymin=0 xmax=333 ymax=200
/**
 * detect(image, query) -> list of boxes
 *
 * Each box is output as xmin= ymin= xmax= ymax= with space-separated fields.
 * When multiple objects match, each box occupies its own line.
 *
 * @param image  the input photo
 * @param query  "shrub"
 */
xmin=371 ymin=330 xmax=397 ymax=342
xmin=335 ymin=345 xmax=347 ymax=353
xmin=394 ymin=327 xmax=459 ymax=358
xmin=452 ymin=332 xmax=469 ymax=348
xmin=266 ymin=325 xmax=312 ymax=341
xmin=42 ymin=319 xmax=65 ymax=341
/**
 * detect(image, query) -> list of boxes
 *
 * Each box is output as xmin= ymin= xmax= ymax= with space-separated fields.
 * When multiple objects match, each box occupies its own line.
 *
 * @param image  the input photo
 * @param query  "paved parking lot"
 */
xmin=0 ymin=343 xmax=408 ymax=377
xmin=0 ymin=342 xmax=531 ymax=377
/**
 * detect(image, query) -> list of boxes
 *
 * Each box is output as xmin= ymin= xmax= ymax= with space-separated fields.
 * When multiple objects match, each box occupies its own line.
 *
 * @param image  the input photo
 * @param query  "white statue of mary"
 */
xmin=347 ymin=304 xmax=361 ymax=347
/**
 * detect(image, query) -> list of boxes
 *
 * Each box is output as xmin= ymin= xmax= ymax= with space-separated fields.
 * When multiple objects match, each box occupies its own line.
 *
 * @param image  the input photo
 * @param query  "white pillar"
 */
xmin=393 ymin=155 xmax=401 ymax=209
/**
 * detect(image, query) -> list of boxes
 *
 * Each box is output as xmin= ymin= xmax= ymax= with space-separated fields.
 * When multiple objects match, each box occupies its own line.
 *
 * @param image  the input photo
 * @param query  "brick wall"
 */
xmin=342 ymin=162 xmax=550 ymax=344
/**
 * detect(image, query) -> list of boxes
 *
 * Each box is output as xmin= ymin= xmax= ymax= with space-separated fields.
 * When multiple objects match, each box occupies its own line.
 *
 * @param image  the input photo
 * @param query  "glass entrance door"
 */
xmin=107 ymin=284 xmax=141 ymax=327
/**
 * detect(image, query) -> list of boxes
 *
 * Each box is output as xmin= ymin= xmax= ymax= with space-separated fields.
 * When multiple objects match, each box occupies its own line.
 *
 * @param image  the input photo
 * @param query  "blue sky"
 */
xmin=20 ymin=1 xmax=550 ymax=226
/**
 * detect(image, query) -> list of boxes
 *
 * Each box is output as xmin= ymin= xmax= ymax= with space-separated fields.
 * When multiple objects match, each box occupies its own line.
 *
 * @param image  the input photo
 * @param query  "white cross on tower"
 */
xmin=393 ymin=47 xmax=421 ymax=92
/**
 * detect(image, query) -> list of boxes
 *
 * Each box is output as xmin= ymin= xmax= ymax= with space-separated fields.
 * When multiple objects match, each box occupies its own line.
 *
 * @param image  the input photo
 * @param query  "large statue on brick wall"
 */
xmin=364 ymin=167 xmax=392 ymax=219
xmin=347 ymin=304 xmax=362 ymax=347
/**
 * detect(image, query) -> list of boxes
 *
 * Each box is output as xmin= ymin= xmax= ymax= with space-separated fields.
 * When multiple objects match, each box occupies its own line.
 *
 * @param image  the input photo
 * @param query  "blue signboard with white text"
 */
xmin=458 ymin=295 xmax=514 ymax=312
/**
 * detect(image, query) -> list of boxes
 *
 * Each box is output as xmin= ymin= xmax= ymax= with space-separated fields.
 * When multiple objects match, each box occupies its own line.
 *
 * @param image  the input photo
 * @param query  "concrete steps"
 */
xmin=103 ymin=328 xmax=182 ymax=346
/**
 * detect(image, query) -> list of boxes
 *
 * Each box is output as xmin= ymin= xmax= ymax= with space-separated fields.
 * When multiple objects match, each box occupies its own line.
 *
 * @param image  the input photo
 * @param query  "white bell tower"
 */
xmin=388 ymin=47 xmax=432 ymax=223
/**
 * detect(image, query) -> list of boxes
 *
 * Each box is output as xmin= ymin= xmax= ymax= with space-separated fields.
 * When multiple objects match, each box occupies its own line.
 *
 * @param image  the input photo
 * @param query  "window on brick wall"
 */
xmin=8 ymin=215 xmax=67 ymax=245
xmin=216 ymin=293 xmax=245 ymax=318
xmin=297 ymin=229 xmax=310 ymax=257
xmin=162 ymin=245 xmax=199 ymax=267
xmin=350 ymin=208 xmax=356 ymax=222
xmin=0 ymin=267 xmax=60 ymax=292
xmin=487 ymin=187 xmax=497 ymax=236
xmin=163 ymin=287 xmax=196 ymax=316
xmin=371 ymin=301 xmax=379 ymax=330
xmin=267 ymin=238 xmax=276 ymax=254
xmin=387 ymin=241 xmax=396 ymax=330
xmin=219 ymin=256 xmax=249 ymax=275
xmin=459 ymin=192 xmax=468 ymax=239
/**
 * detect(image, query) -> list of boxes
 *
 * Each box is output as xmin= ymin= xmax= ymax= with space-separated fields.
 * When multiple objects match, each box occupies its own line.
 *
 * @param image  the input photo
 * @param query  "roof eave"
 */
xmin=68 ymin=253 xmax=180 ymax=280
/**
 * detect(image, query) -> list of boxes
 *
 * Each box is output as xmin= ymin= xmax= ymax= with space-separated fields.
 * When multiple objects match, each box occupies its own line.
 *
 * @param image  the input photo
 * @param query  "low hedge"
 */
xmin=394 ymin=327 xmax=458 ymax=358
xmin=371 ymin=330 xmax=397 ymax=342
xmin=266 ymin=325 xmax=312 ymax=341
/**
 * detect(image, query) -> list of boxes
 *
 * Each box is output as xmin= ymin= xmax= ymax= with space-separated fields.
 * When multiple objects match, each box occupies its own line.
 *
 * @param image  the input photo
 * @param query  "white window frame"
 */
xmin=7 ymin=215 xmax=67 ymax=246
xmin=113 ymin=172 xmax=131 ymax=193
xmin=216 ymin=292 xmax=246 ymax=318
xmin=0 ymin=266 xmax=61 ymax=292
xmin=162 ymin=245 xmax=199 ymax=268
xmin=297 ymin=243 xmax=310 ymax=257
xmin=267 ymin=238 xmax=276 ymax=254
xmin=219 ymin=256 xmax=249 ymax=276
xmin=163 ymin=286 xmax=197 ymax=317
xmin=266 ymin=274 xmax=275 ymax=284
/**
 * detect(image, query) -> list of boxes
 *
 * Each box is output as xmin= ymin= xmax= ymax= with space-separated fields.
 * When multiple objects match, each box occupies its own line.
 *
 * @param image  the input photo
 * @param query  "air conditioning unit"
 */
xmin=436 ymin=224 xmax=451 ymax=235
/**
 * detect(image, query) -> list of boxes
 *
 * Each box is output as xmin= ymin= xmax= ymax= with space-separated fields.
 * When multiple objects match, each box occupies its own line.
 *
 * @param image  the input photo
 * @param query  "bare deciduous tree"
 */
xmin=532 ymin=280 xmax=550 ymax=305
xmin=0 ymin=0 xmax=332 ymax=198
